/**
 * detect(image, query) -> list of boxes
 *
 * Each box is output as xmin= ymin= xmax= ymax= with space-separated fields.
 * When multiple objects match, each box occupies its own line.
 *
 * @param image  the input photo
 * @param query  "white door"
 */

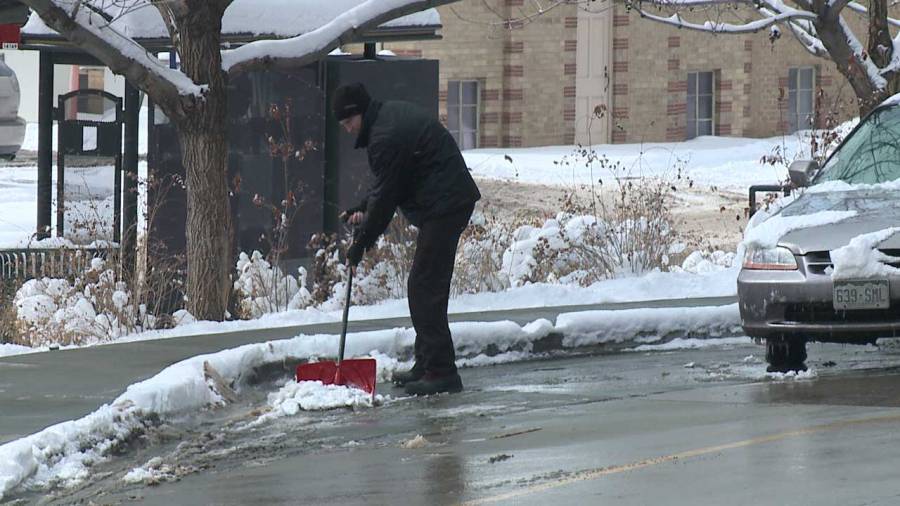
xmin=575 ymin=1 xmax=612 ymax=145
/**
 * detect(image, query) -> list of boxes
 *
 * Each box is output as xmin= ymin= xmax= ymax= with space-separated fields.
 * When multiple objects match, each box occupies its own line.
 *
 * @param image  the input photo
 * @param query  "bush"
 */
xmin=232 ymin=251 xmax=312 ymax=319
xmin=0 ymin=279 xmax=22 ymax=344
xmin=12 ymin=257 xmax=153 ymax=347
xmin=451 ymin=210 xmax=514 ymax=295
xmin=502 ymin=179 xmax=677 ymax=287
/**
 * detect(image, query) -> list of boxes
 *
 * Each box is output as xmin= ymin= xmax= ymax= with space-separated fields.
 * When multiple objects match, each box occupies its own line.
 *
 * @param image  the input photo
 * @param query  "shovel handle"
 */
xmin=337 ymin=263 xmax=353 ymax=365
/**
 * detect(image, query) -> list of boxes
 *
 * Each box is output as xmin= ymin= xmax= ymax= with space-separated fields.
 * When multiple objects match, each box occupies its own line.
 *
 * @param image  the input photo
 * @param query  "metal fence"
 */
xmin=0 ymin=247 xmax=115 ymax=281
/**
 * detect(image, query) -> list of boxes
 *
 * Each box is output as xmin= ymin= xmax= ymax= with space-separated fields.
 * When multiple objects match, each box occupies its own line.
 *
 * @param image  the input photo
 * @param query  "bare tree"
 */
xmin=627 ymin=0 xmax=900 ymax=114
xmin=21 ymin=0 xmax=457 ymax=321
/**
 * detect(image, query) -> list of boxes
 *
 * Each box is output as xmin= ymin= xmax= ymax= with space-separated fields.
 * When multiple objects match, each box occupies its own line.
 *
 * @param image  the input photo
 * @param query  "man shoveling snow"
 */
xmin=333 ymin=83 xmax=481 ymax=396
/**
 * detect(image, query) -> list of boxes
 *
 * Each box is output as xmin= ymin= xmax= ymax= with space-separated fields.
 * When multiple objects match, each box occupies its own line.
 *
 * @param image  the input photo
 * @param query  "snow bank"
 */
xmin=556 ymin=304 xmax=741 ymax=348
xmin=1 ymin=261 xmax=740 ymax=359
xmin=0 ymin=303 xmax=742 ymax=498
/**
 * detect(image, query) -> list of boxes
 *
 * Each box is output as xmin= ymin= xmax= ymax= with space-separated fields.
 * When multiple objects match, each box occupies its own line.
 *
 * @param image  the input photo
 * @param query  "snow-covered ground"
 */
xmin=463 ymin=133 xmax=808 ymax=191
xmin=0 ymin=262 xmax=740 ymax=358
xmin=0 ymin=302 xmax=744 ymax=499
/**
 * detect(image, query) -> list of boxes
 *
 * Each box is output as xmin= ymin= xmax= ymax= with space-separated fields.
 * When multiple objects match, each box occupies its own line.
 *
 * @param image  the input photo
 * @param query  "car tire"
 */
xmin=765 ymin=338 xmax=808 ymax=373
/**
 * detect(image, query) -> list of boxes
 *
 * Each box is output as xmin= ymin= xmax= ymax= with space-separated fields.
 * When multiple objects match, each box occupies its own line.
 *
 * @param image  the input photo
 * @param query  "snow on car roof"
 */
xmin=22 ymin=0 xmax=440 ymax=40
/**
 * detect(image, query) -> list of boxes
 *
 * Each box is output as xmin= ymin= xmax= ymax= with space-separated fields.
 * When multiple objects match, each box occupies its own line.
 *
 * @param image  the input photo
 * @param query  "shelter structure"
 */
xmin=13 ymin=1 xmax=442 ymax=277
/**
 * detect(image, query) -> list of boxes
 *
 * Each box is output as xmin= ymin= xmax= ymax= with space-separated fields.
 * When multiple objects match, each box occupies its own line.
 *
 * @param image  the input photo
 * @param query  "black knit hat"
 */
xmin=332 ymin=83 xmax=371 ymax=121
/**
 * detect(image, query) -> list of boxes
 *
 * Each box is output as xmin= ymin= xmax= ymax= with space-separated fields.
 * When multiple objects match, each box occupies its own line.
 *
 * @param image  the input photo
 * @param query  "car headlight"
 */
xmin=742 ymin=246 xmax=798 ymax=270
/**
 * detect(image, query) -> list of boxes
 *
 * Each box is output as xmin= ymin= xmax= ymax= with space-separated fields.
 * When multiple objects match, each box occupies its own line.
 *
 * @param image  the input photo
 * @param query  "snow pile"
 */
xmin=401 ymin=435 xmax=429 ymax=449
xmin=121 ymin=457 xmax=176 ymax=485
xmin=0 ymin=303 xmax=742 ymax=498
xmin=233 ymin=251 xmax=313 ymax=318
xmin=830 ymin=228 xmax=900 ymax=280
xmin=264 ymin=380 xmax=377 ymax=416
xmin=0 ymin=401 xmax=153 ymax=496
xmin=675 ymin=250 xmax=737 ymax=273
xmin=13 ymin=258 xmax=150 ymax=346
xmin=766 ymin=368 xmax=817 ymax=380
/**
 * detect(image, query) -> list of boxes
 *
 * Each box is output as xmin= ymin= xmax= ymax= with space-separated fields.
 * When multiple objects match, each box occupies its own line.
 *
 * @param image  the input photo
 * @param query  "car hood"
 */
xmin=774 ymin=188 xmax=900 ymax=254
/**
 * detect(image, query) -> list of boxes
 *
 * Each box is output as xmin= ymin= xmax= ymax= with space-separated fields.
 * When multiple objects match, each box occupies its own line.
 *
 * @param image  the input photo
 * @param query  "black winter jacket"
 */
xmin=351 ymin=100 xmax=481 ymax=252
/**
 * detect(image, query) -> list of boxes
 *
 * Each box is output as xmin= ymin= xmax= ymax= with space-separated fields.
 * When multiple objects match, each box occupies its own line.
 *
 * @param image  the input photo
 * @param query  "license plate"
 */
xmin=833 ymin=280 xmax=890 ymax=310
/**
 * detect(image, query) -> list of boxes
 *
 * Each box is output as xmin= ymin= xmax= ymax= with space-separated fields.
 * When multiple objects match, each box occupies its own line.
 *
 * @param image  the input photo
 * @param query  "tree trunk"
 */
xmin=868 ymin=0 xmax=893 ymax=69
xmin=175 ymin=3 xmax=232 ymax=321
xmin=180 ymin=122 xmax=231 ymax=320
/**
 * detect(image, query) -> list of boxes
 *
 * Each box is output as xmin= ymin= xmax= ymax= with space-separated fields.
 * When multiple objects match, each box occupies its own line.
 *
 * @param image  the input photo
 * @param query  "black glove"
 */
xmin=347 ymin=241 xmax=364 ymax=267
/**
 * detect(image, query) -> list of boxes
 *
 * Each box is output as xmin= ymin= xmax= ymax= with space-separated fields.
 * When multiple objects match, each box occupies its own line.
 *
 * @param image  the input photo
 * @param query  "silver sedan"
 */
xmin=738 ymin=102 xmax=900 ymax=372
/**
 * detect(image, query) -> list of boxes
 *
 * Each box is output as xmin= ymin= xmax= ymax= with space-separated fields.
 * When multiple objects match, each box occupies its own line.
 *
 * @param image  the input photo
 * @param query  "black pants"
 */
xmin=408 ymin=203 xmax=475 ymax=376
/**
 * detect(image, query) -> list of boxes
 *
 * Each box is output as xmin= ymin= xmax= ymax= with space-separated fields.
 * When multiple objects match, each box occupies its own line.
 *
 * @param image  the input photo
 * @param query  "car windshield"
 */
xmin=816 ymin=105 xmax=900 ymax=185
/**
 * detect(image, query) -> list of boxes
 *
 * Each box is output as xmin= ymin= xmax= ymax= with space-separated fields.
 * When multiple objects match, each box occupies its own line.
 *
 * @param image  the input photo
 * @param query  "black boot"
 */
xmin=391 ymin=364 xmax=424 ymax=387
xmin=404 ymin=372 xmax=463 ymax=396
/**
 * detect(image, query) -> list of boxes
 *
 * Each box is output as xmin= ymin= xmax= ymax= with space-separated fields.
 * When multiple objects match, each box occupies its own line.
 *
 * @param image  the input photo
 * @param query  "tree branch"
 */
xmin=222 ymin=0 xmax=456 ymax=75
xmin=846 ymin=2 xmax=900 ymax=27
xmin=22 ymin=0 xmax=204 ymax=123
xmin=631 ymin=4 xmax=817 ymax=34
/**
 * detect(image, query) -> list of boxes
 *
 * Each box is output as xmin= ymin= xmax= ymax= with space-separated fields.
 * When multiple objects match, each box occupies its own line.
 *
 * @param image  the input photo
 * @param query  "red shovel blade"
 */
xmin=296 ymin=358 xmax=377 ymax=396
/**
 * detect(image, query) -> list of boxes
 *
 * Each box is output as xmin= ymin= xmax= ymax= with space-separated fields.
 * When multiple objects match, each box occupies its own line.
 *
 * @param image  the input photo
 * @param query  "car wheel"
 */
xmin=765 ymin=338 xmax=808 ymax=373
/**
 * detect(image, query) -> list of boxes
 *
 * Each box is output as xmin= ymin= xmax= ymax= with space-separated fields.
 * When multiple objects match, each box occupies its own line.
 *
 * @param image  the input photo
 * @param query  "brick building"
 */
xmin=386 ymin=0 xmax=859 ymax=148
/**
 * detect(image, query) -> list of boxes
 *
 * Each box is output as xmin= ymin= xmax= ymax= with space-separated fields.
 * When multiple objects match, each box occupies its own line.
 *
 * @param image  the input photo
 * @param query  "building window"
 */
xmin=687 ymin=71 xmax=715 ymax=139
xmin=788 ymin=67 xmax=815 ymax=133
xmin=447 ymin=80 xmax=479 ymax=150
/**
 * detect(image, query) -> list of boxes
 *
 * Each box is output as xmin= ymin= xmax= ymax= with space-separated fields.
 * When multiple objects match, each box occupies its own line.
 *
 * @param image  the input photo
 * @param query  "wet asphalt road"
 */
xmin=16 ymin=339 xmax=900 ymax=506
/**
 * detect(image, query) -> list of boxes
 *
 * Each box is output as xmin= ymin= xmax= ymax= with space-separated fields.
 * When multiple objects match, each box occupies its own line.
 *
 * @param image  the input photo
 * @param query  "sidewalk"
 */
xmin=0 ymin=295 xmax=736 ymax=444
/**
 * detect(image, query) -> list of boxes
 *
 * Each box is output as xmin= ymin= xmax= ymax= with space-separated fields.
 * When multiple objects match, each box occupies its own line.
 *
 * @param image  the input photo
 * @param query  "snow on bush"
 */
xmin=674 ymin=250 xmax=736 ymax=274
xmin=232 ymin=251 xmax=312 ymax=318
xmin=13 ymin=258 xmax=151 ymax=346
xmin=452 ymin=211 xmax=511 ymax=295
xmin=501 ymin=210 xmax=675 ymax=287
xmin=350 ymin=223 xmax=417 ymax=306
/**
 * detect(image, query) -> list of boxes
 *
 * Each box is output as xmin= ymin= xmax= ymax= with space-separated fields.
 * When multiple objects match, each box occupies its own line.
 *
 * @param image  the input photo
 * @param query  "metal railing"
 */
xmin=0 ymin=247 xmax=115 ymax=281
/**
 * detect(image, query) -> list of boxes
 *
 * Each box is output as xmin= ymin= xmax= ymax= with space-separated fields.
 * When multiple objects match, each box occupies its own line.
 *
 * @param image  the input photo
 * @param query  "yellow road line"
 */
xmin=462 ymin=412 xmax=900 ymax=505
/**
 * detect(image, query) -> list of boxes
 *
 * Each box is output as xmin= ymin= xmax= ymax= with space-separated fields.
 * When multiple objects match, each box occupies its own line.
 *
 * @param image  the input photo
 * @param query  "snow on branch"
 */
xmin=846 ymin=2 xmax=900 ymax=28
xmin=631 ymin=4 xmax=817 ymax=34
xmin=839 ymin=16 xmax=889 ymax=89
xmin=24 ymin=0 xmax=205 ymax=117
xmin=221 ymin=0 xmax=456 ymax=75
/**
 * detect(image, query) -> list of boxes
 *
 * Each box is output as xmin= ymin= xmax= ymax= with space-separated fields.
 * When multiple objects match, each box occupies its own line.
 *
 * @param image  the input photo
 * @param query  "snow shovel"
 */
xmin=295 ymin=263 xmax=377 ymax=396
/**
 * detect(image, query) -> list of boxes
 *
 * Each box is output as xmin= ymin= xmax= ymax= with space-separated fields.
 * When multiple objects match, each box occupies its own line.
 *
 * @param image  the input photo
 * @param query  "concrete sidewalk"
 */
xmin=0 ymin=295 xmax=736 ymax=444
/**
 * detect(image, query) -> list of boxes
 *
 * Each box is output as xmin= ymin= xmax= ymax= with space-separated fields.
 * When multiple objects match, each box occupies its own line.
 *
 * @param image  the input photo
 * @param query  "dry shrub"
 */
xmin=501 ymin=155 xmax=679 ymax=286
xmin=231 ymin=251 xmax=312 ymax=319
xmin=12 ymin=255 xmax=151 ymax=347
xmin=350 ymin=218 xmax=418 ymax=305
xmin=0 ymin=279 xmax=22 ymax=344
xmin=307 ymin=232 xmax=344 ymax=306
xmin=451 ymin=209 xmax=520 ymax=295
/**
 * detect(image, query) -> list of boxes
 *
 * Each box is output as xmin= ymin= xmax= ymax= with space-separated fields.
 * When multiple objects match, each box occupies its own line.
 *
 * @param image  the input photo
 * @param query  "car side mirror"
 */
xmin=788 ymin=160 xmax=818 ymax=188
